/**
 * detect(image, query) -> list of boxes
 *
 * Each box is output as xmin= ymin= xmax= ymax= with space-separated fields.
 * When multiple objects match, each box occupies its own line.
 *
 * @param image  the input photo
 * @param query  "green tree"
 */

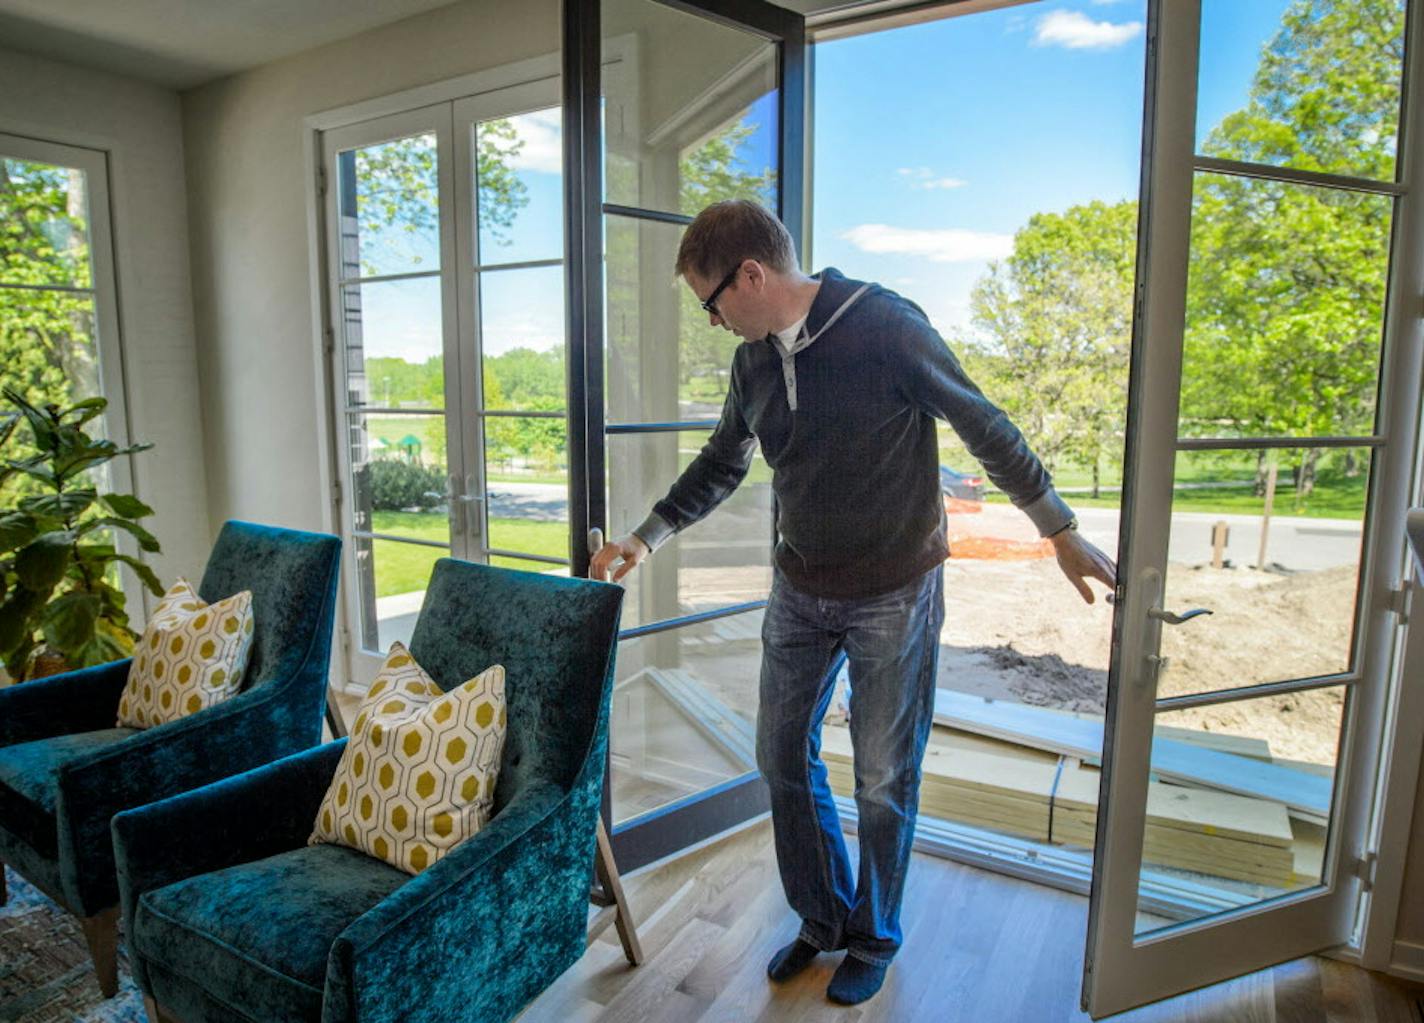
xmin=1181 ymin=0 xmax=1403 ymax=501
xmin=959 ymin=200 xmax=1137 ymax=493
xmin=676 ymin=120 xmax=777 ymax=406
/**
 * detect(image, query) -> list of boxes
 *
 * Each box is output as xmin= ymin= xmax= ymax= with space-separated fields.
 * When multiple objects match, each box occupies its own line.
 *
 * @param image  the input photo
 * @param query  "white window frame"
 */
xmin=0 ymin=132 xmax=143 ymax=611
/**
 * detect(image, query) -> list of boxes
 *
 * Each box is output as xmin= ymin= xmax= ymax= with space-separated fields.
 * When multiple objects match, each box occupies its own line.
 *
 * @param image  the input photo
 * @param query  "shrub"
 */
xmin=366 ymin=459 xmax=444 ymax=512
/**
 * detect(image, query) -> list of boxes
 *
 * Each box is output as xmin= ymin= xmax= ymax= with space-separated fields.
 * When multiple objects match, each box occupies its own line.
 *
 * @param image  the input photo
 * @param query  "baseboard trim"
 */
xmin=1386 ymin=939 xmax=1424 ymax=982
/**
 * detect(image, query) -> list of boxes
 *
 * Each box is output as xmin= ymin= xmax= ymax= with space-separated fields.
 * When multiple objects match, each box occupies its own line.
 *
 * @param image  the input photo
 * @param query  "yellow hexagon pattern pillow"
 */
xmin=310 ymin=641 xmax=507 ymax=875
xmin=117 ymin=578 xmax=254 ymax=729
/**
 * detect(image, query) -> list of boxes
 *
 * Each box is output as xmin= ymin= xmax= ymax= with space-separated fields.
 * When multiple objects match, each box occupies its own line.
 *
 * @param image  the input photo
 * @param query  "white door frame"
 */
xmin=1084 ymin=0 xmax=1424 ymax=1014
xmin=321 ymin=103 xmax=463 ymax=687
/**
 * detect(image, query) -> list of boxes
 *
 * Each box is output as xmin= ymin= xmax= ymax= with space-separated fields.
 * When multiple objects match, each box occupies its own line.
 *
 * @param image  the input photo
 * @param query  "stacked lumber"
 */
xmin=820 ymin=722 xmax=1299 ymax=887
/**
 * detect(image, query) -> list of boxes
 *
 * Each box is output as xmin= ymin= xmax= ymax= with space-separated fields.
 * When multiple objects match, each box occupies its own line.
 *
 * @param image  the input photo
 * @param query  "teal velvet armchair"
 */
xmin=0 ymin=520 xmax=341 ymax=997
xmin=111 ymin=558 xmax=624 ymax=1023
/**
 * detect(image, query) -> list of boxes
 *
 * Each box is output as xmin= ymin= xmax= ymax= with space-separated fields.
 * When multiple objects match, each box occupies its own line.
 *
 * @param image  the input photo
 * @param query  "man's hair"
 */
xmin=674 ymin=199 xmax=798 ymax=280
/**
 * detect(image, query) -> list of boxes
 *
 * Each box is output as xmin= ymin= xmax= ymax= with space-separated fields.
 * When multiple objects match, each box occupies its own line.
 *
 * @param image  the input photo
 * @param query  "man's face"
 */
xmin=687 ymin=263 xmax=764 ymax=341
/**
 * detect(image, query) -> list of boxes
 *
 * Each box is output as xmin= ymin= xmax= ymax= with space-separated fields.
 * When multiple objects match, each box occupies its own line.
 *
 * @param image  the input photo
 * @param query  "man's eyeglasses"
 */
xmin=700 ymin=265 xmax=741 ymax=316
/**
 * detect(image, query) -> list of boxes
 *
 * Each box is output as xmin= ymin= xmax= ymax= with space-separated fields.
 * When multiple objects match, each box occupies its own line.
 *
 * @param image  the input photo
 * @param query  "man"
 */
xmin=591 ymin=200 xmax=1116 ymax=1005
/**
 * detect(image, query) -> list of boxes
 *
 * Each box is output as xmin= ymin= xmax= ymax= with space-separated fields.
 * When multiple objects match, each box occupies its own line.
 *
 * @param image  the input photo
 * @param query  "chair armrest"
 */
xmin=0 ymin=659 xmax=131 ymax=747
xmin=53 ymin=683 xmax=328 ymax=913
xmin=322 ymin=779 xmax=594 ymax=1023
xmin=112 ymin=740 xmax=347 ymax=939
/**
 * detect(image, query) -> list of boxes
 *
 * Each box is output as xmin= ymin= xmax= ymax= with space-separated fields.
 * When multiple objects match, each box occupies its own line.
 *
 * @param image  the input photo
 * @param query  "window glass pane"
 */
xmin=0 ymin=289 xmax=100 ymax=409
xmin=605 ymin=214 xmax=739 ymax=423
xmin=1196 ymin=0 xmax=1405 ymax=182
xmin=611 ymin=610 xmax=762 ymax=823
xmin=1180 ymin=173 xmax=1392 ymax=441
xmin=1158 ymin=447 xmax=1367 ymax=699
xmin=348 ymin=412 xmax=451 ymax=539
xmin=1131 ymin=688 xmax=1343 ymax=935
xmin=484 ymin=417 xmax=569 ymax=562
xmin=478 ymin=265 xmax=565 ymax=412
xmin=0 ymin=157 xmax=91 ymax=287
xmin=475 ymin=109 xmax=563 ymax=265
xmin=336 ymin=132 xmax=440 ymax=279
xmin=607 ymin=431 xmax=772 ymax=630
xmin=342 ymin=277 xmax=444 ymax=410
xmin=353 ymin=535 xmax=448 ymax=653
xmin=602 ymin=0 xmax=778 ymax=217
xmin=488 ymin=553 xmax=571 ymax=576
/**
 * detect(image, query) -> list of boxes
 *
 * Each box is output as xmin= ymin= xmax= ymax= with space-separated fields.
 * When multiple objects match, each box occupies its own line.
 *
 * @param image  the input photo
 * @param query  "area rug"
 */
xmin=0 ymin=866 xmax=146 ymax=1022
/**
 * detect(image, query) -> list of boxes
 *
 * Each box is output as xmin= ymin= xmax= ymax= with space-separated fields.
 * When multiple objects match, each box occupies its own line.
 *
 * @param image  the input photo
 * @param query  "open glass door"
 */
xmin=565 ymin=0 xmax=806 ymax=869
xmin=1084 ymin=0 xmax=1419 ymax=1015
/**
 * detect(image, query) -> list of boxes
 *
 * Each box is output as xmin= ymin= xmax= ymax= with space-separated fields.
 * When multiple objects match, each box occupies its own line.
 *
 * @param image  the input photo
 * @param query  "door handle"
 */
xmin=1147 ymin=607 xmax=1213 ymax=625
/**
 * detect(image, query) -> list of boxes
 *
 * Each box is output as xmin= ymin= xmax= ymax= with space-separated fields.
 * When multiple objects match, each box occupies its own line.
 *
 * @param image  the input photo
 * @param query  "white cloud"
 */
xmin=505 ymin=110 xmax=562 ymax=174
xmin=1033 ymin=10 xmax=1142 ymax=49
xmin=840 ymin=224 xmax=1013 ymax=263
xmin=896 ymin=166 xmax=968 ymax=191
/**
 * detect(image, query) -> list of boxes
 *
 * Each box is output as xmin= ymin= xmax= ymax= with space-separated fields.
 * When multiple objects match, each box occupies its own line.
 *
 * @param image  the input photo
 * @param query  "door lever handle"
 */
xmin=1148 ymin=607 xmax=1213 ymax=625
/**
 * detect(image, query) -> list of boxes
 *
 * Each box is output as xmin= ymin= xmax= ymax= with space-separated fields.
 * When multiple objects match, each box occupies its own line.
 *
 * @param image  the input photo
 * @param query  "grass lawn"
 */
xmin=984 ymin=473 xmax=1367 ymax=519
xmin=370 ymin=511 xmax=569 ymax=596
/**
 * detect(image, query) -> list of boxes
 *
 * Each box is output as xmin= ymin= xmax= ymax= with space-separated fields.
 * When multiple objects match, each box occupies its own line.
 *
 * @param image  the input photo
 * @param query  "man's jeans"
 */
xmin=755 ymin=564 xmax=945 ymax=967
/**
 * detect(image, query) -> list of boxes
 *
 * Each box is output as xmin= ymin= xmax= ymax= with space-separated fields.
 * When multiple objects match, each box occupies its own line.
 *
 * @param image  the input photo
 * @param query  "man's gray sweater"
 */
xmin=634 ymin=267 xmax=1073 ymax=599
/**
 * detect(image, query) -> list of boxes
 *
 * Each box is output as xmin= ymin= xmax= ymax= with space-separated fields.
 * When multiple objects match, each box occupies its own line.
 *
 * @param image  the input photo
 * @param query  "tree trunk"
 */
xmin=1296 ymin=448 xmax=1320 ymax=504
xmin=1254 ymin=449 xmax=1269 ymax=497
xmin=1091 ymin=458 xmax=1101 ymax=500
xmin=1342 ymin=450 xmax=1360 ymax=478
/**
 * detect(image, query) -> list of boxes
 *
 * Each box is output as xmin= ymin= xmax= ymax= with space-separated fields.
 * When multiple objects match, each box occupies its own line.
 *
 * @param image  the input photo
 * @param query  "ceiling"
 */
xmin=0 ymin=0 xmax=468 ymax=90
xmin=0 ymin=0 xmax=964 ymax=92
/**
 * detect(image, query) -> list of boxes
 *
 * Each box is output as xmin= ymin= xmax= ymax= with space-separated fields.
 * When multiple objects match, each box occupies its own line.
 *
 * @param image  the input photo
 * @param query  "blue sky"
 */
xmin=351 ymin=0 xmax=1296 ymax=371
xmin=812 ymin=0 xmax=1295 ymax=335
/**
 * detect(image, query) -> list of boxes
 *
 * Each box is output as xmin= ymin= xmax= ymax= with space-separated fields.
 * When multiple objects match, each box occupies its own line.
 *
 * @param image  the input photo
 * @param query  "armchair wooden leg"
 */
xmin=80 ymin=906 xmax=120 ymax=998
xmin=588 ymin=816 xmax=644 ymax=966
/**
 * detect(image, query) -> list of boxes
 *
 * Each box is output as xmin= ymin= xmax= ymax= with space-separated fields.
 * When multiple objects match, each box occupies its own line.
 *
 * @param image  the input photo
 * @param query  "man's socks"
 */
xmin=826 ymin=956 xmax=889 ymax=1005
xmin=766 ymin=938 xmax=823 ymax=981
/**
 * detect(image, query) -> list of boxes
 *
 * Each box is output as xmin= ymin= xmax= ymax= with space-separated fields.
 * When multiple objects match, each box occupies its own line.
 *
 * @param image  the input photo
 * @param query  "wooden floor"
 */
xmin=519 ymin=819 xmax=1421 ymax=1023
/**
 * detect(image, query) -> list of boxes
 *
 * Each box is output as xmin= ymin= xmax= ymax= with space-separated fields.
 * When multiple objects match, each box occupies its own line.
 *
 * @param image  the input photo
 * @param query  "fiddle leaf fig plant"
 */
xmin=0 ymin=388 xmax=164 ymax=681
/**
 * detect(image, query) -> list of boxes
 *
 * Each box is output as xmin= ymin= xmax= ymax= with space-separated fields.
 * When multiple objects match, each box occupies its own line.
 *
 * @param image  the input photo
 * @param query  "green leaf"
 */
xmin=0 ymin=587 xmax=42 ymax=658
xmin=3 ymin=388 xmax=58 ymax=453
xmin=0 ymin=511 xmax=37 ymax=554
xmin=100 ymin=493 xmax=155 ymax=519
xmin=15 ymin=532 xmax=73 ymax=590
xmin=113 ymin=553 xmax=164 ymax=596
xmin=76 ymin=629 xmax=130 ymax=668
xmin=41 ymin=591 xmax=100 ymax=656
xmin=0 ymin=413 xmax=19 ymax=450
xmin=63 ymin=397 xmax=108 ymax=427
xmin=20 ymin=488 xmax=97 ymax=520
xmin=79 ymin=516 xmax=161 ymax=553
xmin=5 ymin=457 xmax=57 ymax=487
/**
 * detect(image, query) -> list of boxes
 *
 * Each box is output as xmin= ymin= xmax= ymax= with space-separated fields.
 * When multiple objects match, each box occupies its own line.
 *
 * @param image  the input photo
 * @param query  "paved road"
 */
xmin=484 ymin=482 xmax=1363 ymax=572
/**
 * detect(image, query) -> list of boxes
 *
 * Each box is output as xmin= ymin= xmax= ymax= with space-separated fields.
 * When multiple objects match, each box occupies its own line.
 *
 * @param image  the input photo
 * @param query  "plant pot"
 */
xmin=27 ymin=648 xmax=73 ymax=681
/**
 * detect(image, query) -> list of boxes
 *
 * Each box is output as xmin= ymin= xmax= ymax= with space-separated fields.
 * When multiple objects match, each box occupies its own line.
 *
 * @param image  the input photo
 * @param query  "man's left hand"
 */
xmin=1050 ymin=528 xmax=1118 ymax=604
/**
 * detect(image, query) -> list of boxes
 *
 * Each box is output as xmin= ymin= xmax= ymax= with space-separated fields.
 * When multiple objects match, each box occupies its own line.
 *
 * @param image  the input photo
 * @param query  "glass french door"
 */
xmin=1084 ymin=0 xmax=1421 ymax=1015
xmin=323 ymin=84 xmax=571 ymax=686
xmin=565 ymin=0 xmax=806 ymax=869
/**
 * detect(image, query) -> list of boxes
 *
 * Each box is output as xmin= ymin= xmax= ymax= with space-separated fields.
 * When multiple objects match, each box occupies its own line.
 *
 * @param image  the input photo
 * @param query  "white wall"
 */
xmin=180 ymin=0 xmax=560 ymax=534
xmin=0 ymin=45 xmax=211 ymax=592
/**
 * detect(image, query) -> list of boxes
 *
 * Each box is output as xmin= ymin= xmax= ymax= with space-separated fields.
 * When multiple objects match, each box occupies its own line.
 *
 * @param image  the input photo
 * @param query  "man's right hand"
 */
xmin=590 ymin=534 xmax=651 ymax=583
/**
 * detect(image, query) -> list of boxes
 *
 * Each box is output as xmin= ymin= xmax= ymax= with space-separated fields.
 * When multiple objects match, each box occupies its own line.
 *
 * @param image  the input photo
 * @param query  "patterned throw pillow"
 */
xmin=310 ymin=642 xmax=507 ymax=875
xmin=117 ymin=578 xmax=254 ymax=729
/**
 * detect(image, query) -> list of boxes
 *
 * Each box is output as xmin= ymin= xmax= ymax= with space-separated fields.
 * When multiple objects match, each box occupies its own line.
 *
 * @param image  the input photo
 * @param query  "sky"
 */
xmin=811 ymin=0 xmax=1296 ymax=337
xmin=347 ymin=0 xmax=1298 ymax=374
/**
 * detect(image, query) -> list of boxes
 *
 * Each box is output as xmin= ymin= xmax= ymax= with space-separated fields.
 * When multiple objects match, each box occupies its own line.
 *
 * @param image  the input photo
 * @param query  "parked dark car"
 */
xmin=939 ymin=466 xmax=985 ymax=502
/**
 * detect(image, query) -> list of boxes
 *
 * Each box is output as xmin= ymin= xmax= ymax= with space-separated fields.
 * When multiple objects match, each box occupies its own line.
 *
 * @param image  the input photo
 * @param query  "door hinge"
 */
xmin=331 ymin=479 xmax=343 ymax=508
xmin=1351 ymin=851 xmax=1378 ymax=891
xmin=317 ymin=164 xmax=327 ymax=196
xmin=1385 ymin=583 xmax=1412 ymax=623
xmin=323 ymin=325 xmax=336 ymax=357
